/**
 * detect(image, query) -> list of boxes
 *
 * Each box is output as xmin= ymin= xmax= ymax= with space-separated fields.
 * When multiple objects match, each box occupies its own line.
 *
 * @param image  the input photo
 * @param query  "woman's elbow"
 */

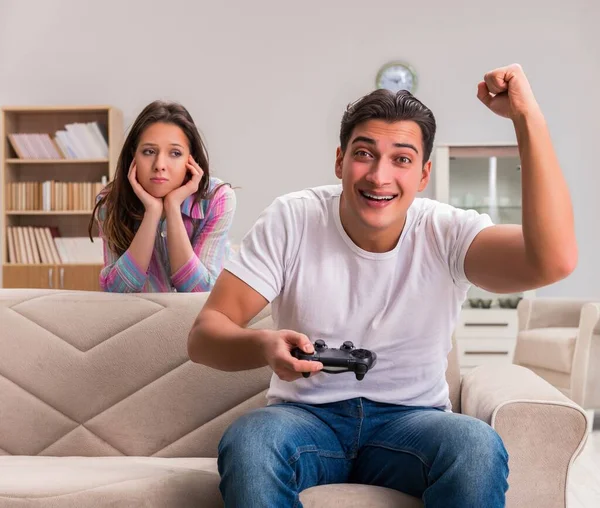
xmin=100 ymin=278 xmax=143 ymax=293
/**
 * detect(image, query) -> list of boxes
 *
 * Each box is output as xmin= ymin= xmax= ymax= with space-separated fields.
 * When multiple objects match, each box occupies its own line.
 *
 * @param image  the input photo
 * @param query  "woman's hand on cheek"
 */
xmin=164 ymin=155 xmax=204 ymax=211
xmin=128 ymin=160 xmax=163 ymax=218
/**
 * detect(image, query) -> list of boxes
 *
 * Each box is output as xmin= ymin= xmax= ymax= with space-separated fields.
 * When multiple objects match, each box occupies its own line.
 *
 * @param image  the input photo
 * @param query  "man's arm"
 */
xmin=187 ymin=269 xmax=271 ymax=370
xmin=464 ymin=64 xmax=577 ymax=293
xmin=188 ymin=270 xmax=322 ymax=378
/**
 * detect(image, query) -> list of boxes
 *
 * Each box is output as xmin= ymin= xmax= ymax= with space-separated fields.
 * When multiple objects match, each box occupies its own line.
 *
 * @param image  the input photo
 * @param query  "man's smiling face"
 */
xmin=335 ymin=119 xmax=431 ymax=252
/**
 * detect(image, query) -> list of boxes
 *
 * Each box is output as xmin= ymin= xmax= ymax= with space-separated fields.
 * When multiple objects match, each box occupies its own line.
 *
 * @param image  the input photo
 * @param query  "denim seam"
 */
xmin=287 ymin=445 xmax=347 ymax=464
xmin=362 ymin=442 xmax=432 ymax=470
xmin=354 ymin=413 xmax=364 ymax=457
xmin=287 ymin=471 xmax=300 ymax=508
xmin=286 ymin=448 xmax=347 ymax=508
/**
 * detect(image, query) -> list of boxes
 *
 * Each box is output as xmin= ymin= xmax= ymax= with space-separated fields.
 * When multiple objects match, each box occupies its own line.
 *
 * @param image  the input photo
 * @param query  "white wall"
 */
xmin=1 ymin=0 xmax=598 ymax=297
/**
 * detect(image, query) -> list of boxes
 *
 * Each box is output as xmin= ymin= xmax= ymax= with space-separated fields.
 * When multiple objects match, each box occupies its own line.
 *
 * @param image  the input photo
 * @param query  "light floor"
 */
xmin=568 ymin=428 xmax=600 ymax=507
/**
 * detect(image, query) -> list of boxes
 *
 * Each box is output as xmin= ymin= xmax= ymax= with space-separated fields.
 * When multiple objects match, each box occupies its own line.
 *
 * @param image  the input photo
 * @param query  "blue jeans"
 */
xmin=218 ymin=398 xmax=509 ymax=507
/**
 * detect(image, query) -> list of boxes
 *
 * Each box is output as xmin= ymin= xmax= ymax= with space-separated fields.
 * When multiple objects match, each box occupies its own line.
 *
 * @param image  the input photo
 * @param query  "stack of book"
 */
xmin=6 ymin=226 xmax=103 ymax=264
xmin=7 ymin=121 xmax=109 ymax=159
xmin=6 ymin=179 xmax=107 ymax=211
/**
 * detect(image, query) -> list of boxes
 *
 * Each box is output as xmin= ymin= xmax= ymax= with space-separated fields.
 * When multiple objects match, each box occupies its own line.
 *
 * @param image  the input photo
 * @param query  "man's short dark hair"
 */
xmin=340 ymin=89 xmax=437 ymax=164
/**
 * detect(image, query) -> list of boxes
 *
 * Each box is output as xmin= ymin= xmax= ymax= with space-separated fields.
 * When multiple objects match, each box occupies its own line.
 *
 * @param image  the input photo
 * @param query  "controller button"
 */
xmin=351 ymin=349 xmax=371 ymax=359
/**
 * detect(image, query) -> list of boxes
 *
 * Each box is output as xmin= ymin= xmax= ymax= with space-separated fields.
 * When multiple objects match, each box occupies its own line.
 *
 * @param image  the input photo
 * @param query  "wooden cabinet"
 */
xmin=2 ymin=264 xmax=55 ymax=289
xmin=3 ymin=264 xmax=102 ymax=291
xmin=454 ymin=309 xmax=518 ymax=374
xmin=58 ymin=265 xmax=102 ymax=291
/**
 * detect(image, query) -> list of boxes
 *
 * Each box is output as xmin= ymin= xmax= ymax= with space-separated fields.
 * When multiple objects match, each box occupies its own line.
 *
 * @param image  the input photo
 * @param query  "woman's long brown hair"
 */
xmin=89 ymin=100 xmax=216 ymax=256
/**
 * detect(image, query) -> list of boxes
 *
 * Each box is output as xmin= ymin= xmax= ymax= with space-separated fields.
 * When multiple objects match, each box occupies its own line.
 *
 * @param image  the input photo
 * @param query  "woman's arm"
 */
xmin=98 ymin=210 xmax=161 ymax=293
xmin=166 ymin=185 xmax=236 ymax=292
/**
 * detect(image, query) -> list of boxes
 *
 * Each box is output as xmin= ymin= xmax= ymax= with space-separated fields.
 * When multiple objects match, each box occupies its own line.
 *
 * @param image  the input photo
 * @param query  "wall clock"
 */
xmin=376 ymin=61 xmax=417 ymax=93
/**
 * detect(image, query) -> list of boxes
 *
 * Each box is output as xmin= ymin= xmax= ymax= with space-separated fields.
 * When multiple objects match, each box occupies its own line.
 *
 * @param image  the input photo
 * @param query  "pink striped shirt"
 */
xmin=97 ymin=177 xmax=236 ymax=293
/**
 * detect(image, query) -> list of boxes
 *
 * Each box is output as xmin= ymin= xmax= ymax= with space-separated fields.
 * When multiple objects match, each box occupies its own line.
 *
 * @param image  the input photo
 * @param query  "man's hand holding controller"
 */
xmin=260 ymin=329 xmax=324 ymax=382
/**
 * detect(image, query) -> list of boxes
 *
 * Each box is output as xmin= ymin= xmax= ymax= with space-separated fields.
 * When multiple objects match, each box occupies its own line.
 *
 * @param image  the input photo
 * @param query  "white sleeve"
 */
xmin=430 ymin=203 xmax=494 ymax=288
xmin=224 ymin=197 xmax=299 ymax=302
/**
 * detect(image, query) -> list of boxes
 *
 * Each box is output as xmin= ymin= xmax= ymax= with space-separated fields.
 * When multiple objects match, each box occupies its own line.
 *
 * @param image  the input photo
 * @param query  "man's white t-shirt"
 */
xmin=225 ymin=185 xmax=493 ymax=410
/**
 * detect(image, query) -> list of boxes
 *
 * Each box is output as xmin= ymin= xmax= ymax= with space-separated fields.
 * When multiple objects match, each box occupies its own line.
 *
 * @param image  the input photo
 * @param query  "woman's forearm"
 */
xmin=126 ymin=210 xmax=162 ymax=273
xmin=165 ymin=203 xmax=196 ymax=274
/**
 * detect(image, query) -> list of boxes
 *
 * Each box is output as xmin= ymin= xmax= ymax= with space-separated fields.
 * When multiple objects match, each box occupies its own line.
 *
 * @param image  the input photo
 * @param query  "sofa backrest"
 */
xmin=0 ymin=289 xmax=460 ymax=458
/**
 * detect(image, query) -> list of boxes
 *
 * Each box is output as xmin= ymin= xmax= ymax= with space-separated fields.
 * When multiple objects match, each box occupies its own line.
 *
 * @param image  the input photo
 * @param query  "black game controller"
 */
xmin=290 ymin=340 xmax=377 ymax=381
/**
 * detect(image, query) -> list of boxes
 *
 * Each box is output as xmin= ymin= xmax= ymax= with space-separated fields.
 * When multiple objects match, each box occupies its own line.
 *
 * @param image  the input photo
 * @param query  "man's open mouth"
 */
xmin=359 ymin=190 xmax=398 ymax=202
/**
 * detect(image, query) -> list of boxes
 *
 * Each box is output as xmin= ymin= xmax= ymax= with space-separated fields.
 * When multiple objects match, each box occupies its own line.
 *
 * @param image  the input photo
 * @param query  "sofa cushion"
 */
xmin=0 ymin=290 xmax=272 ymax=457
xmin=0 ymin=456 xmax=222 ymax=507
xmin=300 ymin=484 xmax=422 ymax=507
xmin=514 ymin=327 xmax=578 ymax=374
xmin=0 ymin=457 xmax=423 ymax=508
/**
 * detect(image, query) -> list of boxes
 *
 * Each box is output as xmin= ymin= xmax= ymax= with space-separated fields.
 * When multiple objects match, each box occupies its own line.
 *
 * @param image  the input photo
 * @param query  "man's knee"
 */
xmin=442 ymin=415 xmax=509 ymax=487
xmin=219 ymin=405 xmax=310 ymax=474
xmin=458 ymin=417 xmax=507 ymax=465
xmin=219 ymin=407 xmax=282 ymax=460
xmin=420 ymin=415 xmax=509 ymax=505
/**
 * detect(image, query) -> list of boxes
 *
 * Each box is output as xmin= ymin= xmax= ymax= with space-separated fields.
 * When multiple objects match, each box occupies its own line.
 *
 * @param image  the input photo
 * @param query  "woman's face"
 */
xmin=134 ymin=122 xmax=191 ymax=198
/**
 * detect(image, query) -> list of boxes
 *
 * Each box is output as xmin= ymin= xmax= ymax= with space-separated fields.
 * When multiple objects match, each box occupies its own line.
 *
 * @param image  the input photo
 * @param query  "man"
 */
xmin=187 ymin=64 xmax=577 ymax=507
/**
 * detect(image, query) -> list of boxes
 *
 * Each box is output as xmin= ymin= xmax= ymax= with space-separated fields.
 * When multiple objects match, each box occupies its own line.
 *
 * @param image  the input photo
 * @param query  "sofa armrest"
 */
xmin=572 ymin=302 xmax=600 ymax=408
xmin=517 ymin=298 xmax=591 ymax=331
xmin=461 ymin=364 xmax=588 ymax=508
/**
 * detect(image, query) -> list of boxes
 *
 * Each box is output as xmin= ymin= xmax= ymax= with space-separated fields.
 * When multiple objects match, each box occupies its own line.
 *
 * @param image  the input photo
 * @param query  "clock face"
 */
xmin=376 ymin=62 xmax=417 ymax=93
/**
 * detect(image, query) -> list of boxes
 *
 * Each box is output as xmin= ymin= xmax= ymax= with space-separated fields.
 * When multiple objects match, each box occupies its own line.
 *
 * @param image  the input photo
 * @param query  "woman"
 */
xmin=89 ymin=100 xmax=236 ymax=292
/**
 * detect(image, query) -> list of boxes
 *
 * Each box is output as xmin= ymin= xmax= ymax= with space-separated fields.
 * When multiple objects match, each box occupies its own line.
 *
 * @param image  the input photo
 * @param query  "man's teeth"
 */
xmin=361 ymin=191 xmax=396 ymax=201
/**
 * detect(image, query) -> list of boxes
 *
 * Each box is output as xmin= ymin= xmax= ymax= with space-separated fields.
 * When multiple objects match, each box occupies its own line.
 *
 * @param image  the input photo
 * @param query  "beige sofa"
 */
xmin=0 ymin=289 xmax=590 ymax=508
xmin=513 ymin=298 xmax=600 ymax=412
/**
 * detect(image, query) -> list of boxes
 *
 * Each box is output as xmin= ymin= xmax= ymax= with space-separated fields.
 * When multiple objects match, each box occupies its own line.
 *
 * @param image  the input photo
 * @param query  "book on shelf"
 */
xmin=6 ymin=226 xmax=103 ymax=265
xmin=6 ymin=178 xmax=108 ymax=211
xmin=7 ymin=121 xmax=109 ymax=160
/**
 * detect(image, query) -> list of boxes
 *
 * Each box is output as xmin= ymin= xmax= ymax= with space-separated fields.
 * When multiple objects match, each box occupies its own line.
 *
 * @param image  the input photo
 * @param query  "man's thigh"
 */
xmin=350 ymin=407 xmax=507 ymax=499
xmin=218 ymin=402 xmax=352 ymax=490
